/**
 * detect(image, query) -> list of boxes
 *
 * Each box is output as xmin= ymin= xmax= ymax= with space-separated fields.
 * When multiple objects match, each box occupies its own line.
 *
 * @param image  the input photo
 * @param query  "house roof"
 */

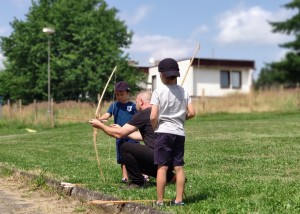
xmin=136 ymin=66 xmax=149 ymax=74
xmin=136 ymin=57 xmax=255 ymax=73
xmin=181 ymin=57 xmax=255 ymax=69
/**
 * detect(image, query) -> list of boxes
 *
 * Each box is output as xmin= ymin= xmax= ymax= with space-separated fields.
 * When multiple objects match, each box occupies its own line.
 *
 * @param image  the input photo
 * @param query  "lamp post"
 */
xmin=42 ymin=27 xmax=55 ymax=113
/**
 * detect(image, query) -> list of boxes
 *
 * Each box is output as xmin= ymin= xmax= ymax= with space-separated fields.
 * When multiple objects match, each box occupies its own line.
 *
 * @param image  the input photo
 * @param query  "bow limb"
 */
xmin=93 ymin=127 xmax=105 ymax=181
xmin=93 ymin=66 xmax=117 ymax=182
xmin=95 ymin=66 xmax=117 ymax=118
xmin=180 ymin=43 xmax=200 ymax=86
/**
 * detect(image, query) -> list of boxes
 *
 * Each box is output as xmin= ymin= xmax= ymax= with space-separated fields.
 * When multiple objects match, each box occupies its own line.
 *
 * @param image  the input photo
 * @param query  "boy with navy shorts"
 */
xmin=100 ymin=81 xmax=139 ymax=182
xmin=150 ymin=58 xmax=195 ymax=206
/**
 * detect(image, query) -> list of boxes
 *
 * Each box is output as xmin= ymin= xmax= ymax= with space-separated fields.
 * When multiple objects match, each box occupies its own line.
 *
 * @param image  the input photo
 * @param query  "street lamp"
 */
xmin=42 ymin=27 xmax=55 ymax=113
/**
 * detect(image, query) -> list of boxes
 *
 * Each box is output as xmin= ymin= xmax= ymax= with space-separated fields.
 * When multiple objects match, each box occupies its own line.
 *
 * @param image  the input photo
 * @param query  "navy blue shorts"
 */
xmin=154 ymin=133 xmax=185 ymax=166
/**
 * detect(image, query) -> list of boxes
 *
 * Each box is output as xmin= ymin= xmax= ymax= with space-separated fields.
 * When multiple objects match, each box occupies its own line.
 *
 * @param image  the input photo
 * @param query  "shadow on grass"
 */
xmin=185 ymin=192 xmax=210 ymax=204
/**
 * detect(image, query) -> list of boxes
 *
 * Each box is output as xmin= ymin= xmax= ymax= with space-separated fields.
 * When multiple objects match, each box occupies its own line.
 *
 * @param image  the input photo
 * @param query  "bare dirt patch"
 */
xmin=0 ymin=175 xmax=107 ymax=214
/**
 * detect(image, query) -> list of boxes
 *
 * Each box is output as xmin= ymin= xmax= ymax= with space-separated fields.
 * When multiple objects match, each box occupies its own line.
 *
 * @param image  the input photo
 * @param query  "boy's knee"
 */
xmin=174 ymin=166 xmax=184 ymax=172
xmin=158 ymin=165 xmax=169 ymax=171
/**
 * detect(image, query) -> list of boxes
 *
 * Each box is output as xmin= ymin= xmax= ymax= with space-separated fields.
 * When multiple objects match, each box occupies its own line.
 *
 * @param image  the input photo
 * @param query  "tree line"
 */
xmin=1 ymin=0 xmax=300 ymax=103
xmin=255 ymin=0 xmax=300 ymax=88
xmin=0 ymin=0 xmax=145 ymax=104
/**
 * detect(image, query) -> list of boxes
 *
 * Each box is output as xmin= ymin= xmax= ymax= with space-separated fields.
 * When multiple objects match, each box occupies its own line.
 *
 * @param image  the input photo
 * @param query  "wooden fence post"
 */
xmin=297 ymin=82 xmax=300 ymax=111
xmin=7 ymin=99 xmax=12 ymax=118
xmin=249 ymin=87 xmax=253 ymax=112
xmin=19 ymin=99 xmax=22 ymax=115
xmin=280 ymin=84 xmax=284 ymax=93
xmin=0 ymin=97 xmax=2 ymax=119
xmin=51 ymin=98 xmax=54 ymax=128
xmin=34 ymin=99 xmax=37 ymax=125
xmin=202 ymin=88 xmax=205 ymax=114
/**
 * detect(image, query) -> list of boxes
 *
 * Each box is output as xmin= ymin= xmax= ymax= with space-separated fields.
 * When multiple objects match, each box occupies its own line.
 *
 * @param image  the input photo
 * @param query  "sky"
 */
xmin=0 ymin=0 xmax=296 ymax=79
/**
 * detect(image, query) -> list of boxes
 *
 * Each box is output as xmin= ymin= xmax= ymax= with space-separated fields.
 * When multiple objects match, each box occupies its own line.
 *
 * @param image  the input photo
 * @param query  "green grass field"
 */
xmin=0 ymin=111 xmax=300 ymax=213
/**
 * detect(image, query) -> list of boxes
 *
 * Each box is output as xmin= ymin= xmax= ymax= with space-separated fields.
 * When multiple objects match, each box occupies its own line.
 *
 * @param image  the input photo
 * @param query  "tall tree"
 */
xmin=0 ymin=0 xmax=144 ymax=103
xmin=256 ymin=0 xmax=300 ymax=87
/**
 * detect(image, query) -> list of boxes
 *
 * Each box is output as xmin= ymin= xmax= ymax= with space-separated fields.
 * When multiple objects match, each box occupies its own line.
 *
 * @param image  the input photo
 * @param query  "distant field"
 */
xmin=0 ymin=111 xmax=299 ymax=213
xmin=0 ymin=87 xmax=299 ymax=127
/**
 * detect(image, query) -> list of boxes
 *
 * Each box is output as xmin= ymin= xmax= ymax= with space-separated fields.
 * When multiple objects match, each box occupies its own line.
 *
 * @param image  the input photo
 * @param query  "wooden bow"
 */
xmin=89 ymin=199 xmax=171 ymax=205
xmin=93 ymin=66 xmax=117 ymax=182
xmin=180 ymin=43 xmax=200 ymax=86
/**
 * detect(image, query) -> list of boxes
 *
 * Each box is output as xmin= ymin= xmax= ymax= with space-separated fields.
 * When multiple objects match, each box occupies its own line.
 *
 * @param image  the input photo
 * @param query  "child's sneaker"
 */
xmin=155 ymin=201 xmax=164 ymax=206
xmin=121 ymin=177 xmax=128 ymax=183
xmin=171 ymin=200 xmax=185 ymax=206
xmin=143 ymin=174 xmax=150 ymax=182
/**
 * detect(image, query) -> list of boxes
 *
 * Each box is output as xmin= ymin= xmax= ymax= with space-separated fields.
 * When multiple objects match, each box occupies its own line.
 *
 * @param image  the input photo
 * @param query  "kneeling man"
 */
xmin=89 ymin=91 xmax=175 ymax=188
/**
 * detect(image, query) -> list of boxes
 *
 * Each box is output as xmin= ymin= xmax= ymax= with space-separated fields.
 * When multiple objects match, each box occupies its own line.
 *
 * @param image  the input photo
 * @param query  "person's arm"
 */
xmin=150 ymin=104 xmax=159 ymax=130
xmin=89 ymin=119 xmax=137 ymax=139
xmin=186 ymin=103 xmax=196 ymax=120
xmin=110 ymin=124 xmax=143 ymax=141
xmin=99 ymin=112 xmax=111 ymax=121
xmin=127 ymin=131 xmax=143 ymax=141
xmin=99 ymin=103 xmax=114 ymax=121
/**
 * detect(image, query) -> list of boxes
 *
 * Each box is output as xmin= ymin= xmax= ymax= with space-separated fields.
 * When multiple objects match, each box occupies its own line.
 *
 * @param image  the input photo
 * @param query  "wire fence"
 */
xmin=0 ymin=86 xmax=299 ymax=127
xmin=193 ymin=85 xmax=300 ymax=114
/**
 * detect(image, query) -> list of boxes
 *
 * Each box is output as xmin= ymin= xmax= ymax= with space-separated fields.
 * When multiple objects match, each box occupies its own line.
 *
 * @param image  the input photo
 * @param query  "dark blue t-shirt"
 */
xmin=107 ymin=101 xmax=137 ymax=126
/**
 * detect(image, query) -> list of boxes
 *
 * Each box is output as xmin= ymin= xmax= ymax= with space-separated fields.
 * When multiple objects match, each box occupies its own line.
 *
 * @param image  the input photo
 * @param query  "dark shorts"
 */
xmin=154 ymin=133 xmax=185 ymax=167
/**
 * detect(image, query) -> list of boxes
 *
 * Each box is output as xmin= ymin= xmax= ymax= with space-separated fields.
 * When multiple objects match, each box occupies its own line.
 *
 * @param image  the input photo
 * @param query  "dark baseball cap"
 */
xmin=158 ymin=58 xmax=180 ymax=77
xmin=115 ymin=81 xmax=130 ymax=91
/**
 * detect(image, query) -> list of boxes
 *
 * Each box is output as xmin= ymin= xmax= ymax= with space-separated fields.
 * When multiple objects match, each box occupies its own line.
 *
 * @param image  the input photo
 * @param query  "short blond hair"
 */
xmin=137 ymin=91 xmax=152 ymax=103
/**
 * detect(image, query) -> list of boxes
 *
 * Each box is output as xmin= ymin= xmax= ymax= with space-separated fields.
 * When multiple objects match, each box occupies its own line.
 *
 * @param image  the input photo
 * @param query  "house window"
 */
xmin=220 ymin=70 xmax=230 ymax=88
xmin=220 ymin=70 xmax=242 ymax=89
xmin=231 ymin=71 xmax=241 ymax=88
xmin=152 ymin=75 xmax=157 ymax=91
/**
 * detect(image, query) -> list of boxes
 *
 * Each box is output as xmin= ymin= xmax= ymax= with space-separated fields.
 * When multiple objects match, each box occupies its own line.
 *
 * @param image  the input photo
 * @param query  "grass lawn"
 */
xmin=0 ymin=111 xmax=300 ymax=213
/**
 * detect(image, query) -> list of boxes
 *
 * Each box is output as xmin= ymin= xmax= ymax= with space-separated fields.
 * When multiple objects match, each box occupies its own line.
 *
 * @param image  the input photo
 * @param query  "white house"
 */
xmin=146 ymin=58 xmax=255 ymax=97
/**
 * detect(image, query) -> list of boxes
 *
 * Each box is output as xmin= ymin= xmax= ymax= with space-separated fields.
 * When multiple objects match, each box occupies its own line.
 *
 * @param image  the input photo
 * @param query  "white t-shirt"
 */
xmin=150 ymin=84 xmax=191 ymax=136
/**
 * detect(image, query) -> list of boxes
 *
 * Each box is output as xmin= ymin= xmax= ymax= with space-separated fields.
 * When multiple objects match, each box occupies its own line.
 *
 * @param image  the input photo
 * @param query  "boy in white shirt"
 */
xmin=150 ymin=58 xmax=195 ymax=206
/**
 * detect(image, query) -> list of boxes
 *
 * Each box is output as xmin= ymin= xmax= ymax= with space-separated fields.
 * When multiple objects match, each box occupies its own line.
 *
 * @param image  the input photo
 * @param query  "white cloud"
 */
xmin=274 ymin=48 xmax=289 ymax=62
xmin=190 ymin=25 xmax=209 ymax=40
xmin=0 ymin=26 xmax=10 ymax=36
xmin=11 ymin=0 xmax=28 ymax=8
xmin=121 ymin=5 xmax=152 ymax=25
xmin=0 ymin=53 xmax=5 ymax=70
xmin=129 ymin=34 xmax=194 ymax=63
xmin=215 ymin=6 xmax=293 ymax=45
